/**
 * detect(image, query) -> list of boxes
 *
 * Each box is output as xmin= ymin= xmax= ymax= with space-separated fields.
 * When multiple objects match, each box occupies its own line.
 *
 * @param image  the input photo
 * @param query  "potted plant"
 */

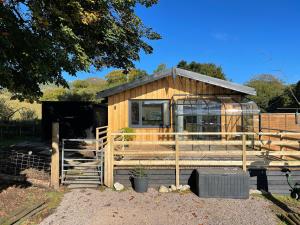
xmin=130 ymin=165 xmax=148 ymax=193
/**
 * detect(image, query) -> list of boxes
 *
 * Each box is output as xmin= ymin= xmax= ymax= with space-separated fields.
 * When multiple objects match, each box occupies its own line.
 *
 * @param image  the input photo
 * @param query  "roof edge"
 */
xmin=175 ymin=68 xmax=256 ymax=96
xmin=97 ymin=67 xmax=256 ymax=98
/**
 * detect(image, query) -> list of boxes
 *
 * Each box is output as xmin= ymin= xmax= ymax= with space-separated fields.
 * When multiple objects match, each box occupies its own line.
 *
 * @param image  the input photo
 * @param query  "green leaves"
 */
xmin=177 ymin=60 xmax=227 ymax=80
xmin=246 ymin=74 xmax=285 ymax=112
xmin=0 ymin=0 xmax=160 ymax=100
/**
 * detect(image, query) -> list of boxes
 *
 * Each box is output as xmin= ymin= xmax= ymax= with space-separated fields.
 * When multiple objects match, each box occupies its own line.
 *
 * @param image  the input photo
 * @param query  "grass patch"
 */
xmin=23 ymin=190 xmax=64 ymax=225
xmin=257 ymin=193 xmax=300 ymax=225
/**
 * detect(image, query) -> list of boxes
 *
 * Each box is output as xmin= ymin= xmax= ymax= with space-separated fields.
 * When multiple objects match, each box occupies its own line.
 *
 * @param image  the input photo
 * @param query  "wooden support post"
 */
xmin=175 ymin=134 xmax=180 ymax=187
xmin=95 ymin=128 xmax=99 ymax=162
xmin=280 ymin=133 xmax=285 ymax=160
xmin=104 ymin=143 xmax=109 ymax=186
xmin=104 ymin=134 xmax=111 ymax=187
xmin=110 ymin=135 xmax=114 ymax=187
xmin=96 ymin=128 xmax=99 ymax=154
xmin=51 ymin=122 xmax=59 ymax=190
xmin=242 ymin=134 xmax=247 ymax=172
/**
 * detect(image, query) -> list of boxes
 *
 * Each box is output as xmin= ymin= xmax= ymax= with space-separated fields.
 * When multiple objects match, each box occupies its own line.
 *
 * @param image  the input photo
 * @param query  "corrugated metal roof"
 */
xmin=97 ymin=67 xmax=256 ymax=98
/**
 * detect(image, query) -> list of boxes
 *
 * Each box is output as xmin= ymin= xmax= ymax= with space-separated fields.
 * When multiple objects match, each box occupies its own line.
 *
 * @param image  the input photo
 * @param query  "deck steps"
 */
xmin=63 ymin=163 xmax=102 ymax=188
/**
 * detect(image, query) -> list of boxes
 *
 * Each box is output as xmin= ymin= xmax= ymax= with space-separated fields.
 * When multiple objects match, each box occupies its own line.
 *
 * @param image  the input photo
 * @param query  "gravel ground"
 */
xmin=40 ymin=188 xmax=278 ymax=225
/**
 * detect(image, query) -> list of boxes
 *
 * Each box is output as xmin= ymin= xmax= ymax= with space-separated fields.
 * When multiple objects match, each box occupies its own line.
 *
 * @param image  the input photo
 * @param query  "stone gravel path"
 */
xmin=40 ymin=188 xmax=278 ymax=225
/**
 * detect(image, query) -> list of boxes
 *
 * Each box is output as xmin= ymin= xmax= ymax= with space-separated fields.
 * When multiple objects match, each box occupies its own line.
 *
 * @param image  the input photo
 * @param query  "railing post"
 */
xmin=51 ymin=122 xmax=60 ymax=190
xmin=242 ymin=134 xmax=247 ymax=172
xmin=96 ymin=128 xmax=99 ymax=152
xmin=175 ymin=134 xmax=180 ymax=187
xmin=109 ymin=135 xmax=114 ymax=187
xmin=280 ymin=132 xmax=285 ymax=159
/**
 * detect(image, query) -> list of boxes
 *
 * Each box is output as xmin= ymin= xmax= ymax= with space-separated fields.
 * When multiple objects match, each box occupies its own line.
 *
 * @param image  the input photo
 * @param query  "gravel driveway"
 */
xmin=40 ymin=188 xmax=278 ymax=225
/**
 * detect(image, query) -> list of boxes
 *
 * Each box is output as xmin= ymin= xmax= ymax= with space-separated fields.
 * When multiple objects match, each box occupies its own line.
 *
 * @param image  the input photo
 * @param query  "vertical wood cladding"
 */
xmin=108 ymin=76 xmax=242 ymax=139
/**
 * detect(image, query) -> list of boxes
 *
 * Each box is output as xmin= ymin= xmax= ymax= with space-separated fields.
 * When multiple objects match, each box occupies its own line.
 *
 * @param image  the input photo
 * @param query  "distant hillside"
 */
xmin=0 ymin=77 xmax=107 ymax=120
xmin=0 ymin=91 xmax=41 ymax=120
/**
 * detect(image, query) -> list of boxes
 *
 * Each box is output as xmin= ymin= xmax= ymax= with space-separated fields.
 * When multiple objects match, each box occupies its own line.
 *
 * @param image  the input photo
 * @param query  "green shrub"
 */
xmin=130 ymin=165 xmax=147 ymax=178
xmin=120 ymin=127 xmax=135 ymax=141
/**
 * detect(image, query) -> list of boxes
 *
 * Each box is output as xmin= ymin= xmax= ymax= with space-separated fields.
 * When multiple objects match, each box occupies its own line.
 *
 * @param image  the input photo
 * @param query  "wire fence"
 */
xmin=0 ymin=151 xmax=50 ymax=176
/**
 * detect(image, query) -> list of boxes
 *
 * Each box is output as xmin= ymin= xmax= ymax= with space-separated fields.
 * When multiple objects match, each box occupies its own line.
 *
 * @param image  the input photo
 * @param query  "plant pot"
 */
xmin=132 ymin=176 xmax=148 ymax=193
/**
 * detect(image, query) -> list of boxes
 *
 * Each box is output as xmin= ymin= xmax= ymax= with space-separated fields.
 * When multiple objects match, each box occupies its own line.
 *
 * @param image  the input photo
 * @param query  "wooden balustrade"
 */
xmin=103 ymin=131 xmax=300 ymax=188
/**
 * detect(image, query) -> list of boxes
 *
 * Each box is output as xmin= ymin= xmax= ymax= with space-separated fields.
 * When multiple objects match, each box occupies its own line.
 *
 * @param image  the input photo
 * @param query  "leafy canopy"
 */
xmin=267 ymin=81 xmax=300 ymax=112
xmin=0 ymin=0 xmax=160 ymax=100
xmin=41 ymin=77 xmax=106 ymax=101
xmin=105 ymin=69 xmax=148 ymax=86
xmin=177 ymin=60 xmax=226 ymax=80
xmin=153 ymin=63 xmax=167 ymax=74
xmin=245 ymin=74 xmax=285 ymax=112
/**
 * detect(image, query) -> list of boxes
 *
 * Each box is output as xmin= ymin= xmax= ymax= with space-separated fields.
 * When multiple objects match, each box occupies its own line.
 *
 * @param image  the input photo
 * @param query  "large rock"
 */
xmin=114 ymin=182 xmax=124 ymax=191
xmin=249 ymin=189 xmax=262 ymax=195
xmin=170 ymin=184 xmax=177 ymax=191
xmin=158 ymin=185 xmax=169 ymax=193
xmin=180 ymin=185 xmax=190 ymax=192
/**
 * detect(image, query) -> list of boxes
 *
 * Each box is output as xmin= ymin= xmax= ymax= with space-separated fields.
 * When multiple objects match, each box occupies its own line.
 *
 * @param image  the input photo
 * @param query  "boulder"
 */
xmin=170 ymin=184 xmax=177 ymax=191
xmin=158 ymin=185 xmax=169 ymax=193
xmin=114 ymin=182 xmax=124 ymax=191
xmin=249 ymin=189 xmax=262 ymax=195
xmin=180 ymin=185 xmax=190 ymax=192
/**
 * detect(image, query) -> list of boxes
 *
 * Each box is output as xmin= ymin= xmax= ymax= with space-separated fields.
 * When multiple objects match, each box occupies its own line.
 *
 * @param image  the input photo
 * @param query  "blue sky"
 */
xmin=65 ymin=0 xmax=300 ymax=84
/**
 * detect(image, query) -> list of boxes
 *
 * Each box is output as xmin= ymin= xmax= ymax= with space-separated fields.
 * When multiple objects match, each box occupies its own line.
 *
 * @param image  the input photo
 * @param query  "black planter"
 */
xmin=132 ymin=176 xmax=148 ymax=193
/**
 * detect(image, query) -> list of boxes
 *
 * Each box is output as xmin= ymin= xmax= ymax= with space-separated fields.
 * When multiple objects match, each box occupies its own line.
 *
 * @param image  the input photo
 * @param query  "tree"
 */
xmin=41 ymin=88 xmax=68 ymax=101
xmin=267 ymin=81 xmax=300 ymax=112
xmin=177 ymin=60 xmax=226 ymax=80
xmin=153 ymin=63 xmax=167 ymax=74
xmin=105 ymin=69 xmax=148 ymax=86
xmin=245 ymin=74 xmax=285 ymax=112
xmin=0 ymin=98 xmax=14 ymax=120
xmin=0 ymin=0 xmax=160 ymax=100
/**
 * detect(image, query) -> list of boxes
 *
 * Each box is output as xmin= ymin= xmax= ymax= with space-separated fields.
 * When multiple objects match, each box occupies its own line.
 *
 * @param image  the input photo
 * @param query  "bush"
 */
xmin=120 ymin=127 xmax=135 ymax=141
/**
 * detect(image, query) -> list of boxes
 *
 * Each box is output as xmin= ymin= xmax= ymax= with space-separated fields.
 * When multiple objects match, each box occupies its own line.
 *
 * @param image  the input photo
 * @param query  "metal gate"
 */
xmin=61 ymin=138 xmax=105 ymax=186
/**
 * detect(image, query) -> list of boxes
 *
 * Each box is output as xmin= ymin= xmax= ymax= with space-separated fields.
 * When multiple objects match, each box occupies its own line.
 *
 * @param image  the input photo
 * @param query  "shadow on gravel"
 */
xmin=262 ymin=193 xmax=295 ymax=213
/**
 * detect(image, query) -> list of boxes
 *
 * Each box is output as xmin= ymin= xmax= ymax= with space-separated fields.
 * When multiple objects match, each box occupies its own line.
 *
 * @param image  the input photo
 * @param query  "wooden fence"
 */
xmin=260 ymin=113 xmax=300 ymax=151
xmin=261 ymin=113 xmax=300 ymax=133
xmin=102 ymin=131 xmax=300 ymax=187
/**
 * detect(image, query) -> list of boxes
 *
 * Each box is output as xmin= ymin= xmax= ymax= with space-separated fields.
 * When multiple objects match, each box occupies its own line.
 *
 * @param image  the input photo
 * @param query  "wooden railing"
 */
xmin=95 ymin=126 xmax=108 ymax=151
xmin=104 ymin=132 xmax=300 ymax=187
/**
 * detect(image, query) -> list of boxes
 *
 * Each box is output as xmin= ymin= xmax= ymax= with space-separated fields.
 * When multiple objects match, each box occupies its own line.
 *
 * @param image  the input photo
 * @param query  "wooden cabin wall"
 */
xmin=108 ymin=76 xmax=241 ymax=141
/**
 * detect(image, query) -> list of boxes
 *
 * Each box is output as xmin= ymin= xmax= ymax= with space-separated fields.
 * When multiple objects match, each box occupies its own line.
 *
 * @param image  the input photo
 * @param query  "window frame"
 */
xmin=129 ymin=99 xmax=170 ymax=128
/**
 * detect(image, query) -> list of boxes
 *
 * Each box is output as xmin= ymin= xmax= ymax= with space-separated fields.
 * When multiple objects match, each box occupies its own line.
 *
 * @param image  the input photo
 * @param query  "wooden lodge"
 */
xmin=94 ymin=68 xmax=300 ymax=191
xmin=54 ymin=68 xmax=300 ymax=194
xmin=98 ymin=68 xmax=259 ymax=139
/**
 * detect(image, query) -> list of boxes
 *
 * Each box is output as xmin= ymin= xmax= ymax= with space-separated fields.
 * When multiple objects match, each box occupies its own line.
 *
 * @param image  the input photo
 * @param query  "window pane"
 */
xmin=131 ymin=102 xmax=139 ymax=125
xmin=142 ymin=102 xmax=163 ymax=126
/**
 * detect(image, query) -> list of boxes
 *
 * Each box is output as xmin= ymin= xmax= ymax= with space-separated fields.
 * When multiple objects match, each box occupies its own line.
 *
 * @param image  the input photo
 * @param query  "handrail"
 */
xmin=111 ymin=132 xmax=300 ymax=136
xmin=104 ymin=131 xmax=300 ymax=188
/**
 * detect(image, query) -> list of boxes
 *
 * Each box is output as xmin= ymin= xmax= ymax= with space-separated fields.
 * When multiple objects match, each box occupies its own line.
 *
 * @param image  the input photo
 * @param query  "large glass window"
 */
xmin=129 ymin=100 xmax=170 ymax=127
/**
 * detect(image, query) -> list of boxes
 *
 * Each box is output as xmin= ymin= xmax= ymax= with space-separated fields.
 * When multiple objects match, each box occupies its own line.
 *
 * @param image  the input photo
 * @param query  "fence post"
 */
xmin=51 ymin=122 xmax=60 ymax=190
xmin=242 ymin=134 xmax=247 ymax=172
xmin=96 ymin=128 xmax=99 ymax=152
xmin=110 ymin=135 xmax=114 ymax=187
xmin=175 ymin=134 xmax=180 ymax=187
